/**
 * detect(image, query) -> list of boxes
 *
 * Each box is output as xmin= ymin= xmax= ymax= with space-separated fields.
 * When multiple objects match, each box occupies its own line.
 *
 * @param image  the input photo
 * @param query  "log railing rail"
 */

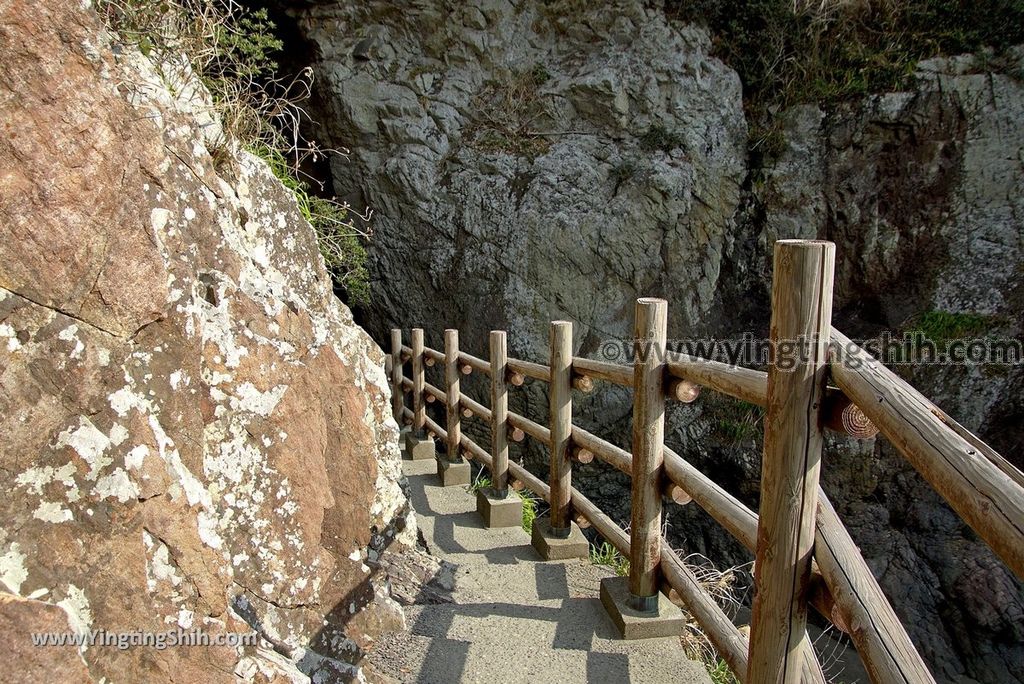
xmin=386 ymin=239 xmax=1024 ymax=684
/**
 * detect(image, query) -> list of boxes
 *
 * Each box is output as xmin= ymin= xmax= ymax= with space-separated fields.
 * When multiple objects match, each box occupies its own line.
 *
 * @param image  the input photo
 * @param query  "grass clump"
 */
xmin=914 ymin=310 xmax=994 ymax=344
xmin=675 ymin=553 xmax=751 ymax=684
xmin=589 ymin=541 xmax=630 ymax=576
xmin=467 ymin=474 xmax=538 ymax=533
xmin=96 ymin=0 xmax=371 ymax=303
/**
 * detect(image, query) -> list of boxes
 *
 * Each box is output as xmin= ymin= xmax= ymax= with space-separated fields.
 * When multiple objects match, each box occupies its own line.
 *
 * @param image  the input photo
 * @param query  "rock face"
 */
xmin=0 ymin=1 xmax=410 ymax=681
xmin=296 ymin=0 xmax=747 ymax=347
xmin=292 ymin=1 xmax=1024 ymax=681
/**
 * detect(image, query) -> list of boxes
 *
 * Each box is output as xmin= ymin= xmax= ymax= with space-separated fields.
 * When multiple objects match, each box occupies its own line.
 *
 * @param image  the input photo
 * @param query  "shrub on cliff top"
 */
xmin=667 ymin=0 xmax=1024 ymax=159
xmin=95 ymin=0 xmax=371 ymax=303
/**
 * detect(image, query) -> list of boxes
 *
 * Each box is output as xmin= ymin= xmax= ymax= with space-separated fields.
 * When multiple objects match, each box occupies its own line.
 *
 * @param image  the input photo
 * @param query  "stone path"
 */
xmin=368 ymin=457 xmax=712 ymax=684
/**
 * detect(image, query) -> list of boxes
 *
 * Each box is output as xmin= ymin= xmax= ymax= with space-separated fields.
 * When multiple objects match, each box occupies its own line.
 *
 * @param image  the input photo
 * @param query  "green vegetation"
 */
xmin=467 ymin=475 xmax=538 ymax=533
xmin=249 ymin=144 xmax=370 ymax=304
xmin=667 ymin=0 xmax=1024 ymax=158
xmin=589 ymin=541 xmax=630 ymax=576
xmin=96 ymin=0 xmax=370 ymax=303
xmin=518 ymin=489 xmax=539 ymax=534
xmin=914 ymin=310 xmax=995 ymax=344
xmin=707 ymin=658 xmax=741 ymax=684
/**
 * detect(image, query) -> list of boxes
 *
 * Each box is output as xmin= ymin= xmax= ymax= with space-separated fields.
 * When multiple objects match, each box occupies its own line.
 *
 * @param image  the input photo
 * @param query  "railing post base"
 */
xmin=404 ymin=431 xmax=435 ymax=461
xmin=600 ymin=576 xmax=684 ymax=640
xmin=435 ymin=456 xmax=470 ymax=487
xmin=476 ymin=486 xmax=521 ymax=529
xmin=530 ymin=517 xmax=588 ymax=560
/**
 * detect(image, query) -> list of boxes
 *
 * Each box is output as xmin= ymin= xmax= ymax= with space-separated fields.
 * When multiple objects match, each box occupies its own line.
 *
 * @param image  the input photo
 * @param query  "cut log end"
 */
xmin=839 ymin=403 xmax=878 ymax=439
xmin=572 ymin=374 xmax=595 ymax=393
xmin=460 ymin=364 xmax=473 ymax=375
xmin=511 ymin=479 xmax=525 ymax=492
xmin=666 ymin=485 xmax=692 ymax=505
xmin=574 ymin=514 xmax=592 ymax=530
xmin=668 ymin=378 xmax=701 ymax=403
xmin=572 ymin=447 xmax=595 ymax=464
xmin=425 ymin=357 xmax=435 ymax=367
xmin=824 ymin=390 xmax=879 ymax=439
xmin=508 ymin=372 xmax=525 ymax=387
xmin=461 ymin=407 xmax=473 ymax=418
xmin=425 ymin=394 xmax=436 ymax=404
xmin=511 ymin=427 xmax=526 ymax=442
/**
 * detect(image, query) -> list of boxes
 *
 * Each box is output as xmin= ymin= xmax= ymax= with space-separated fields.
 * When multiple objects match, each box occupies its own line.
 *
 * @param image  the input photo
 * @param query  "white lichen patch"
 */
xmin=0 ymin=543 xmax=28 ymax=594
xmin=1 ymin=323 xmax=20 ymax=352
xmin=95 ymin=468 xmax=140 ymax=503
xmin=34 ymin=500 xmax=74 ymax=523
xmin=57 ymin=584 xmax=93 ymax=644
xmin=57 ymin=324 xmax=85 ymax=360
xmin=143 ymin=531 xmax=183 ymax=593
xmin=125 ymin=445 xmax=149 ymax=470
xmin=53 ymin=417 xmax=114 ymax=480
xmin=231 ymin=383 xmax=288 ymax=417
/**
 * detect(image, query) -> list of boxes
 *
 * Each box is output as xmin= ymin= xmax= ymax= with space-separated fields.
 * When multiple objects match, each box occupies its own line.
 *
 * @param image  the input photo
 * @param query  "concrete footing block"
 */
xmin=436 ymin=457 xmax=471 ymax=487
xmin=530 ymin=518 xmax=589 ymax=560
xmin=404 ymin=432 xmax=435 ymax=461
xmin=475 ymin=487 xmax=522 ymax=528
xmin=600 ymin=576 xmax=685 ymax=640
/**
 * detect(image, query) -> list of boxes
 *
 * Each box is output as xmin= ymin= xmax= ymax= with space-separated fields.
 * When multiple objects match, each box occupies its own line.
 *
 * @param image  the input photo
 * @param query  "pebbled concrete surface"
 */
xmin=367 ymin=459 xmax=711 ymax=683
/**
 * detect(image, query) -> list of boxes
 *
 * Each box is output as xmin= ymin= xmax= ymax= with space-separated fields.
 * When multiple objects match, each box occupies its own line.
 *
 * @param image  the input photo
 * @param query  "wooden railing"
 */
xmin=385 ymin=239 xmax=1024 ymax=684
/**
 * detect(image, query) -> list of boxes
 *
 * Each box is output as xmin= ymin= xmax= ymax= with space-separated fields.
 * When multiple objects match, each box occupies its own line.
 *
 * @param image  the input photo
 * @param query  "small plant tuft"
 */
xmin=517 ymin=489 xmax=538 ymax=534
xmin=589 ymin=541 xmax=630 ymax=576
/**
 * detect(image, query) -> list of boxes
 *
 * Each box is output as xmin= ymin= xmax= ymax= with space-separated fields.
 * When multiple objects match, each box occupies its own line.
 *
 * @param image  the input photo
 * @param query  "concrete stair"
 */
xmin=367 ymin=458 xmax=712 ymax=683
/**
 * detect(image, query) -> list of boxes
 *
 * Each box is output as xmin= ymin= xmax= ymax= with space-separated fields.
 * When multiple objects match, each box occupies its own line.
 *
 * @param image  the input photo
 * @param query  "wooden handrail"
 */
xmin=423 ymin=346 xmax=444 ymax=365
xmin=572 ymin=357 xmax=633 ymax=386
xmin=393 ymin=259 xmax=1024 ymax=684
xmin=444 ymin=329 xmax=462 ymax=464
xmin=665 ymin=351 xmax=767 ymax=407
xmin=460 ymin=392 xmax=491 ymax=421
xmin=830 ymin=329 xmax=1024 ymax=581
xmin=508 ymin=410 xmax=550 ymax=444
xmin=813 ymin=489 xmax=935 ymax=683
xmin=508 ymin=355 xmax=551 ymax=382
xmin=572 ymin=353 xmax=873 ymax=438
xmin=458 ymin=350 xmax=490 ymax=375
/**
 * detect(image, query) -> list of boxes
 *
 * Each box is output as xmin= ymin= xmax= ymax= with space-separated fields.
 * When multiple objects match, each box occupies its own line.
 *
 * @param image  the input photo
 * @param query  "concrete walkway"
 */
xmin=369 ymin=457 xmax=712 ymax=684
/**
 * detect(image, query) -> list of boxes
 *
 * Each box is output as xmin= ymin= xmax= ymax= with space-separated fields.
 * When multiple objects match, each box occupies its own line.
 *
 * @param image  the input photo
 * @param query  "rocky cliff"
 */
xmin=288 ymin=1 xmax=1024 ymax=681
xmin=0 ymin=0 xmax=412 ymax=681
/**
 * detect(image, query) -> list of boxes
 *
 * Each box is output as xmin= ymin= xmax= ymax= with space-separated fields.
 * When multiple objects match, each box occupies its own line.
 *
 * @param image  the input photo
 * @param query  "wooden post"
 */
xmin=390 ymin=329 xmax=403 ymax=424
xmin=411 ymin=328 xmax=426 ymax=434
xmin=490 ymin=330 xmax=509 ymax=496
xmin=747 ymin=240 xmax=835 ymax=684
xmin=444 ymin=329 xmax=461 ymax=463
xmin=629 ymin=297 xmax=667 ymax=611
xmin=549 ymin=321 xmax=573 ymax=534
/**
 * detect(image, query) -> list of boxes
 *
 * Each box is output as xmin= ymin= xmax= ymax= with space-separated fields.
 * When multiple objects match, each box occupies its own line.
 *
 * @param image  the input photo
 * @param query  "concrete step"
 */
xmin=368 ymin=457 xmax=713 ymax=683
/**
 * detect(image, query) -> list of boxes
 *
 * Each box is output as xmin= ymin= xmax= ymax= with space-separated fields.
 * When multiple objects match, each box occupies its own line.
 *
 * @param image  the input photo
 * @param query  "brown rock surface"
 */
xmin=0 ymin=0 xmax=410 ymax=681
